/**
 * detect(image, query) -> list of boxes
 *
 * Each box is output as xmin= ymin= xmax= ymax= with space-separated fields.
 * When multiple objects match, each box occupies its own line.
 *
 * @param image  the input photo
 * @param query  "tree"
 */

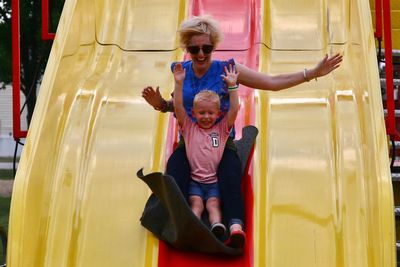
xmin=0 ymin=1 xmax=12 ymax=90
xmin=0 ymin=0 xmax=64 ymax=126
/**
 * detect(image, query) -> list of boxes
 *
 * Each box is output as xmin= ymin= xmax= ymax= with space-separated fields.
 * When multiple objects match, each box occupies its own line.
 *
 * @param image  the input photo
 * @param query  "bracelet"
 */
xmin=303 ymin=69 xmax=310 ymax=82
xmin=303 ymin=68 xmax=318 ymax=82
xmin=228 ymin=85 xmax=239 ymax=91
xmin=154 ymin=99 xmax=167 ymax=112
xmin=164 ymin=100 xmax=173 ymax=113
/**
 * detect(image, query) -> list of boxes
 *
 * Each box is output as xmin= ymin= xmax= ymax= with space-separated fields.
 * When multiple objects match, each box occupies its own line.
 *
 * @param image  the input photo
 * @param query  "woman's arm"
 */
xmin=236 ymin=53 xmax=343 ymax=91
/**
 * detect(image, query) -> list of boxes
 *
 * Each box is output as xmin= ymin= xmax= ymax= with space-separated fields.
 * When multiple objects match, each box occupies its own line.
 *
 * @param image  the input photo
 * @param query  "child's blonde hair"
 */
xmin=178 ymin=15 xmax=224 ymax=49
xmin=193 ymin=90 xmax=220 ymax=109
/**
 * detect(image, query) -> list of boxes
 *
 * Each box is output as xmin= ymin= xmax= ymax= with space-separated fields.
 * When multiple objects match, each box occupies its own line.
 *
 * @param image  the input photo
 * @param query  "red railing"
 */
xmin=375 ymin=0 xmax=382 ymax=40
xmin=11 ymin=0 xmax=55 ymax=139
xmin=11 ymin=0 xmax=25 ymax=139
xmin=42 ymin=0 xmax=56 ymax=40
xmin=377 ymin=0 xmax=400 ymax=140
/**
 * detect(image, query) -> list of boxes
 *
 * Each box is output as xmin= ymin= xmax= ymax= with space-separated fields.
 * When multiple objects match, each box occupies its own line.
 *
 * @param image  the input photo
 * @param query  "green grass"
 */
xmin=0 ymin=169 xmax=13 ymax=263
xmin=0 ymin=169 xmax=14 ymax=180
xmin=0 ymin=197 xmax=10 ymax=264
xmin=0 ymin=157 xmax=18 ymax=163
xmin=0 ymin=197 xmax=10 ymax=230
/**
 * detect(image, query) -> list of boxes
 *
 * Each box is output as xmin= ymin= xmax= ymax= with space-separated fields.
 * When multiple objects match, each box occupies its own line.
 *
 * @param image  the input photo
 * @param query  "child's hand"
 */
xmin=221 ymin=64 xmax=239 ymax=87
xmin=173 ymin=62 xmax=186 ymax=85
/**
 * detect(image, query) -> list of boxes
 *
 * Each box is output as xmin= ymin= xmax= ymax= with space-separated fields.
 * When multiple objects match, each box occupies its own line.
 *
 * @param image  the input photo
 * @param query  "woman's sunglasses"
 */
xmin=187 ymin=44 xmax=214 ymax=55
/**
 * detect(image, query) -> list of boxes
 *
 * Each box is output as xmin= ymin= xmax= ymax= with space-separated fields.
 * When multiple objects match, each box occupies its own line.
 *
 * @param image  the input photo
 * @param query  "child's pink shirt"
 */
xmin=180 ymin=115 xmax=231 ymax=184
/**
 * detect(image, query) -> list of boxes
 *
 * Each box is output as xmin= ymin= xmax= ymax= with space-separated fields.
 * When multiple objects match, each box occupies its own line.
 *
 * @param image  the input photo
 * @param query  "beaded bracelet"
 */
xmin=228 ymin=85 xmax=239 ymax=91
xmin=154 ymin=99 xmax=167 ymax=112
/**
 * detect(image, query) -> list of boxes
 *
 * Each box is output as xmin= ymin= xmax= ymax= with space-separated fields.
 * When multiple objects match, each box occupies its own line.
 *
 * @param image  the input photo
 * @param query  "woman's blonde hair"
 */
xmin=178 ymin=15 xmax=224 ymax=49
xmin=193 ymin=90 xmax=220 ymax=109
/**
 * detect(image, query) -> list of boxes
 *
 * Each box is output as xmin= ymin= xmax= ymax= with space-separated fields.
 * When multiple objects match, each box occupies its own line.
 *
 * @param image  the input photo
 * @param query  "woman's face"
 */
xmin=187 ymin=34 xmax=214 ymax=74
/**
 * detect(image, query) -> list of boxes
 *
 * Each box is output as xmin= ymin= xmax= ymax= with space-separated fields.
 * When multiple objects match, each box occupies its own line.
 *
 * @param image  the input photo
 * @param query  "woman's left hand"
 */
xmin=312 ymin=53 xmax=343 ymax=78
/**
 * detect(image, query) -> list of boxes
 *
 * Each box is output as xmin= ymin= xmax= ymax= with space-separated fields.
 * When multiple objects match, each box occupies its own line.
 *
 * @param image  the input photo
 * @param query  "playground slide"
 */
xmin=8 ymin=0 xmax=186 ymax=266
xmin=254 ymin=0 xmax=395 ymax=266
xmin=7 ymin=1 xmax=395 ymax=267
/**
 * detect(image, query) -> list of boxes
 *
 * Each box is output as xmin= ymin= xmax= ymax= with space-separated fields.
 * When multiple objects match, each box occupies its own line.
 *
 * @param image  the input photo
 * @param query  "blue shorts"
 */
xmin=188 ymin=180 xmax=220 ymax=201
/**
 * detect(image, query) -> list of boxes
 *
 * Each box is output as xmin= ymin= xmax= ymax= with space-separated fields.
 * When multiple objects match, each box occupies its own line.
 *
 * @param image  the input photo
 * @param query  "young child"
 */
xmin=172 ymin=62 xmax=240 ymax=240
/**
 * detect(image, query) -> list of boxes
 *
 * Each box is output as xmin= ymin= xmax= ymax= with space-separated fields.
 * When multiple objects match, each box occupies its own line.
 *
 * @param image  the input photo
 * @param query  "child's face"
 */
xmin=192 ymin=101 xmax=220 ymax=129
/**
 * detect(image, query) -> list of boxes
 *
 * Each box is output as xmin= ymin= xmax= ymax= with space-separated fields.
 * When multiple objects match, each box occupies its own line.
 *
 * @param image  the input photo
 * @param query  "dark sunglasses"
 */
xmin=187 ymin=44 xmax=214 ymax=54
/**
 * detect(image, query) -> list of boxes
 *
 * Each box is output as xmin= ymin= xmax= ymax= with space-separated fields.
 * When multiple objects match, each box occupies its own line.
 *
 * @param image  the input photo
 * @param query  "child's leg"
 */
xmin=229 ymin=222 xmax=243 ymax=232
xmin=206 ymin=197 xmax=221 ymax=225
xmin=207 ymin=197 xmax=226 ymax=239
xmin=205 ymin=184 xmax=226 ymax=240
xmin=189 ymin=195 xmax=204 ymax=219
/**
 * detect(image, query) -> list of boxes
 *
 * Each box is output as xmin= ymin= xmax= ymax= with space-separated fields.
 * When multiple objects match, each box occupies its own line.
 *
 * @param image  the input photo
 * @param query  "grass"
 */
xmin=0 ymin=169 xmax=14 ymax=180
xmin=0 ymin=169 xmax=13 ymax=264
xmin=0 ymin=197 xmax=10 ymax=264
xmin=0 ymin=157 xmax=18 ymax=163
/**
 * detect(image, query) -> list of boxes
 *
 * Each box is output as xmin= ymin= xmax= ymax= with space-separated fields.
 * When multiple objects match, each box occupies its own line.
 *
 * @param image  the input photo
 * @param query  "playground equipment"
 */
xmin=7 ymin=0 xmax=395 ymax=266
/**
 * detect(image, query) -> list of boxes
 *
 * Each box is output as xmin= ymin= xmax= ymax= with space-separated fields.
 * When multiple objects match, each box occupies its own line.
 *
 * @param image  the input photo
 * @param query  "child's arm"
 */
xmin=221 ymin=64 xmax=240 ymax=128
xmin=173 ymin=62 xmax=186 ymax=126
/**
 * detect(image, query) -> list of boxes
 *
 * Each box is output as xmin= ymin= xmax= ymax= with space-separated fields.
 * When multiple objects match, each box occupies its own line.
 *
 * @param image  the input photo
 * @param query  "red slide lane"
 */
xmin=159 ymin=1 xmax=260 ymax=266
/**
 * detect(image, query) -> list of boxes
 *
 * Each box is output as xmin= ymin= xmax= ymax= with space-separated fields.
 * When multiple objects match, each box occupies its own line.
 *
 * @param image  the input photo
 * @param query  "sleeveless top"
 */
xmin=171 ymin=58 xmax=236 ymax=137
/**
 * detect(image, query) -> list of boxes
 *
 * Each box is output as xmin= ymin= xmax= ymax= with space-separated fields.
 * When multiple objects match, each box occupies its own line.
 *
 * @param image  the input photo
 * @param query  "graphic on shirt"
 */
xmin=210 ymin=132 xmax=220 ymax=147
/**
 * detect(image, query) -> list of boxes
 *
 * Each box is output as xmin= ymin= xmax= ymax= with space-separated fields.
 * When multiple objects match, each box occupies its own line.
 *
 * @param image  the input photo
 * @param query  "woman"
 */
xmin=142 ymin=15 xmax=342 ymax=248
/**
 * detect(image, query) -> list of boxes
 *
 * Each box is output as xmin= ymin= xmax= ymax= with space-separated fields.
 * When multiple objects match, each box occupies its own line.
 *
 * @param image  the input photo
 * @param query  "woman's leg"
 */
xmin=217 ymin=148 xmax=244 ymax=228
xmin=166 ymin=145 xmax=191 ymax=198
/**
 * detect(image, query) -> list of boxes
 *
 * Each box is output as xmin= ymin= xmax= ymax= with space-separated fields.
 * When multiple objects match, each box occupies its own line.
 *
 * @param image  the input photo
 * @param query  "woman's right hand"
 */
xmin=142 ymin=86 xmax=164 ymax=110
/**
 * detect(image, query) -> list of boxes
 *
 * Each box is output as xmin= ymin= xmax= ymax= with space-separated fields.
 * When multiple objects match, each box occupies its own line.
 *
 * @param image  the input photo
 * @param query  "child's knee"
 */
xmin=206 ymin=197 xmax=220 ymax=209
xmin=190 ymin=196 xmax=204 ymax=210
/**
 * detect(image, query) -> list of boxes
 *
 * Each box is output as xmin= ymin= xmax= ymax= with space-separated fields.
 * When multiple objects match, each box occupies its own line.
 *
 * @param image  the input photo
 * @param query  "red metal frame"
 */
xmin=11 ymin=0 xmax=26 ymax=139
xmin=12 ymin=0 xmax=55 ymax=139
xmin=380 ymin=0 xmax=400 ymax=140
xmin=42 ymin=0 xmax=56 ymax=40
xmin=374 ymin=0 xmax=382 ymax=40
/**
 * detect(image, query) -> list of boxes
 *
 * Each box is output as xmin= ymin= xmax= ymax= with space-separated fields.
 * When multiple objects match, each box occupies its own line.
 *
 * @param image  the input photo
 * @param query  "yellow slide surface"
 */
xmin=8 ymin=0 xmax=186 ymax=266
xmin=254 ymin=0 xmax=395 ymax=266
xmin=7 ymin=0 xmax=395 ymax=267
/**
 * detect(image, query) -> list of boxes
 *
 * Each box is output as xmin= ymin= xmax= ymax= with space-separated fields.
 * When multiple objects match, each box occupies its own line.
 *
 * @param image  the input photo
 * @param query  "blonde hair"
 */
xmin=178 ymin=15 xmax=224 ymax=48
xmin=193 ymin=90 xmax=220 ymax=109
